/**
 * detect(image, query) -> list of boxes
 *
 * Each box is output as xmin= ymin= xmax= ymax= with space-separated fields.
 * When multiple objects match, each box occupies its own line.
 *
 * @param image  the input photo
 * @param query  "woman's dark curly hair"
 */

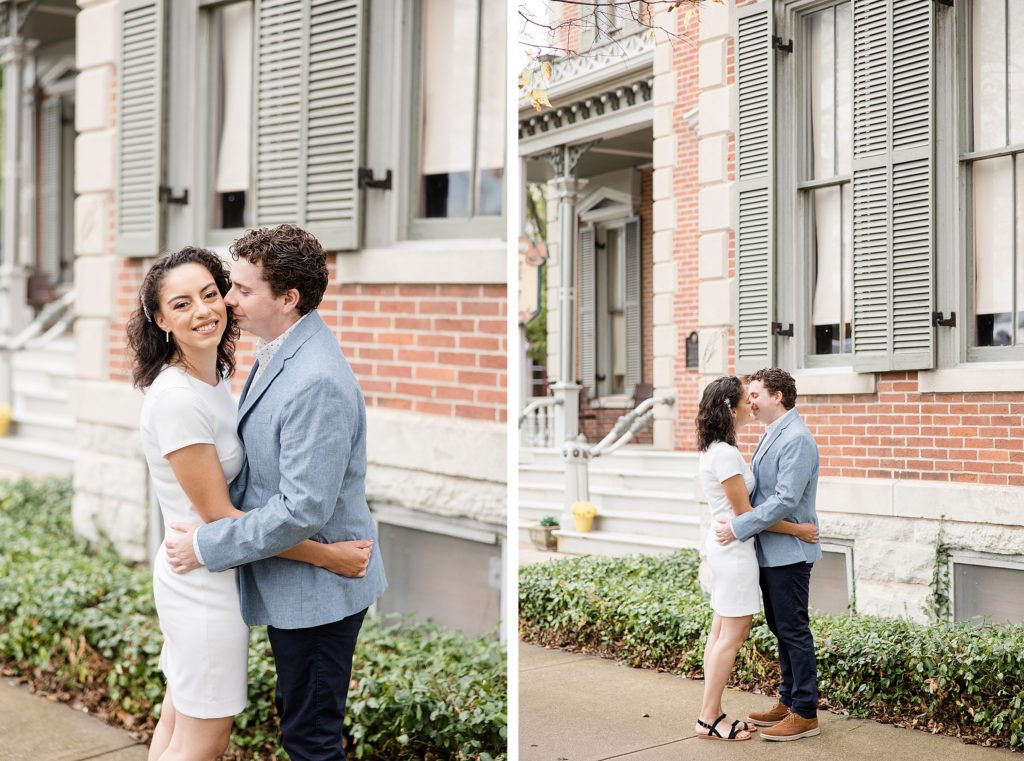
xmin=696 ymin=375 xmax=745 ymax=451
xmin=127 ymin=247 xmax=239 ymax=390
xmin=230 ymin=224 xmax=328 ymax=315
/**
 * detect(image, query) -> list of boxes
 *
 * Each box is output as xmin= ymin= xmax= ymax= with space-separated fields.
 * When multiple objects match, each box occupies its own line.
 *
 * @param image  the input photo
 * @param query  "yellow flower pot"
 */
xmin=0 ymin=405 xmax=10 ymax=438
xmin=572 ymin=514 xmax=594 ymax=533
xmin=570 ymin=501 xmax=597 ymax=533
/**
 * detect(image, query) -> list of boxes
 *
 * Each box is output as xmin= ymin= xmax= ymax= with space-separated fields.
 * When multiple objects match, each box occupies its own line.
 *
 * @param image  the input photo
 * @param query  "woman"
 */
xmin=694 ymin=376 xmax=818 ymax=742
xmin=128 ymin=247 xmax=372 ymax=761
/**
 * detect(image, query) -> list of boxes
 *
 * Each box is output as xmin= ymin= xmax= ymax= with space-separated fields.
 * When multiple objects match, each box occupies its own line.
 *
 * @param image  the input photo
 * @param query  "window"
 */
xmin=204 ymin=1 xmax=253 ymax=233
xmin=579 ymin=211 xmax=641 ymax=399
xmin=410 ymin=0 xmax=504 ymax=239
xmin=950 ymin=552 xmax=1024 ymax=625
xmin=808 ymin=542 xmax=853 ymax=614
xmin=803 ymin=2 xmax=853 ymax=361
xmin=584 ymin=1 xmax=643 ymax=50
xmin=965 ymin=0 xmax=1024 ymax=356
xmin=599 ymin=224 xmax=627 ymax=396
xmin=375 ymin=510 xmax=503 ymax=638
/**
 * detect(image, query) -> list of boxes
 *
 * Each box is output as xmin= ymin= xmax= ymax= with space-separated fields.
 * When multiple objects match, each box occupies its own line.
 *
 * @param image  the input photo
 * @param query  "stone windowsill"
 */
xmin=918 ymin=363 xmax=1024 ymax=393
xmin=791 ymin=368 xmax=876 ymax=396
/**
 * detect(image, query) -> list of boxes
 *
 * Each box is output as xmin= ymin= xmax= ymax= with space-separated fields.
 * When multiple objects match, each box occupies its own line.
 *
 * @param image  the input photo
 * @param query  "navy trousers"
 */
xmin=267 ymin=608 xmax=367 ymax=761
xmin=759 ymin=562 xmax=817 ymax=719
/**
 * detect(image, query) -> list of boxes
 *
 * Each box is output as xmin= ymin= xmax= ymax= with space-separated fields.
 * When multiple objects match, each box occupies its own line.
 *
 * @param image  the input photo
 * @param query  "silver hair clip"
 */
xmin=723 ymin=398 xmax=732 ymax=409
xmin=141 ymin=297 xmax=152 ymax=323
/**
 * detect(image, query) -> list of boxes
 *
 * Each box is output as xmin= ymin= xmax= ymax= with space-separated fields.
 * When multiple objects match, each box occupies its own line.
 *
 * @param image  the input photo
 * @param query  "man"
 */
xmin=165 ymin=224 xmax=388 ymax=760
xmin=715 ymin=367 xmax=821 ymax=742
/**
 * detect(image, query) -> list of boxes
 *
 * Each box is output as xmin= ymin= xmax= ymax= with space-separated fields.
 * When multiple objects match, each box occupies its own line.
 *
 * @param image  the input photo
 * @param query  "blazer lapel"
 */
xmin=237 ymin=311 xmax=326 ymax=426
xmin=753 ymin=410 xmax=798 ymax=478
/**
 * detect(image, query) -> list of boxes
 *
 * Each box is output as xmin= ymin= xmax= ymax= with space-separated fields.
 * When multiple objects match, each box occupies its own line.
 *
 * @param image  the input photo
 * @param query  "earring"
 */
xmin=165 ymin=331 xmax=170 ymax=343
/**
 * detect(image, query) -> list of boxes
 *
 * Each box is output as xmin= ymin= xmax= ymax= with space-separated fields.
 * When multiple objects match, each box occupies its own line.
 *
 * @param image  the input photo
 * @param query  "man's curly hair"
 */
xmin=230 ymin=224 xmax=328 ymax=315
xmin=747 ymin=367 xmax=798 ymax=410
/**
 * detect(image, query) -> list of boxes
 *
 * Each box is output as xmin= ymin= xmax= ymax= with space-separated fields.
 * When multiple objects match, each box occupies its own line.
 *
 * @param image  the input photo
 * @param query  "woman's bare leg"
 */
xmin=157 ymin=712 xmax=233 ymax=761
xmin=148 ymin=687 xmax=176 ymax=760
xmin=696 ymin=614 xmax=753 ymax=738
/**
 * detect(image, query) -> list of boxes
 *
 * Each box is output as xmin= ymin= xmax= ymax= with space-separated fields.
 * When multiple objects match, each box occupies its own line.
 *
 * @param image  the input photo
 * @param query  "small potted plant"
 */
xmin=528 ymin=515 xmax=559 ymax=551
xmin=571 ymin=501 xmax=597 ymax=533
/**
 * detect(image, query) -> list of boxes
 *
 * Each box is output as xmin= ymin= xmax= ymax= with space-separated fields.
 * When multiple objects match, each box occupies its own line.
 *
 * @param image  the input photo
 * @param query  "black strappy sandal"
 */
xmin=696 ymin=713 xmax=753 ymax=741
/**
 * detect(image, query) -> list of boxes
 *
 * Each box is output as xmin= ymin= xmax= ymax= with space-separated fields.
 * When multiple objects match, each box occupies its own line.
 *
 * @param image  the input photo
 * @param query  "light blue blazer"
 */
xmin=732 ymin=409 xmax=822 ymax=568
xmin=196 ymin=311 xmax=387 ymax=629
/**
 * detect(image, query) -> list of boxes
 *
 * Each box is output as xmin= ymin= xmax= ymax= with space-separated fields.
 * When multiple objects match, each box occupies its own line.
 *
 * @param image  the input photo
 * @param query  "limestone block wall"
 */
xmin=70 ymin=0 xmax=152 ymax=562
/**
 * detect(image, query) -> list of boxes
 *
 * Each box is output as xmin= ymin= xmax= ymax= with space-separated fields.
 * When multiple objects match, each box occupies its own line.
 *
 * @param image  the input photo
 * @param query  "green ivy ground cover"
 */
xmin=519 ymin=552 xmax=1024 ymax=750
xmin=0 ymin=478 xmax=507 ymax=760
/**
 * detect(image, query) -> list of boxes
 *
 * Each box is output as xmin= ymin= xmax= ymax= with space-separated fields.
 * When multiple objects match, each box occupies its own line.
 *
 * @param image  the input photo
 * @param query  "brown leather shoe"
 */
xmin=760 ymin=712 xmax=820 ymax=741
xmin=746 ymin=701 xmax=790 ymax=727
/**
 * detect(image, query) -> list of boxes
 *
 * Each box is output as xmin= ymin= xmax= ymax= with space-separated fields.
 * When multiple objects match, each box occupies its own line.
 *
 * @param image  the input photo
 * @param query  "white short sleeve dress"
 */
xmin=140 ymin=366 xmax=248 ymax=719
xmin=699 ymin=441 xmax=761 ymax=617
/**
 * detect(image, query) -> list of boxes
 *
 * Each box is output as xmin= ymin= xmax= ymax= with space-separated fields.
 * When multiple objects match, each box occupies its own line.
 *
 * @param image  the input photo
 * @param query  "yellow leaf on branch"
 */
xmin=542 ymin=61 xmax=553 ymax=80
xmin=530 ymin=87 xmax=552 ymax=112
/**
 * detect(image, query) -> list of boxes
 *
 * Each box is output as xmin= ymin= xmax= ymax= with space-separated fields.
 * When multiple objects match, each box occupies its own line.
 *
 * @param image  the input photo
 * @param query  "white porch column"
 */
xmin=547 ymin=171 xmax=587 ymax=448
xmin=0 ymin=33 xmax=35 ymax=338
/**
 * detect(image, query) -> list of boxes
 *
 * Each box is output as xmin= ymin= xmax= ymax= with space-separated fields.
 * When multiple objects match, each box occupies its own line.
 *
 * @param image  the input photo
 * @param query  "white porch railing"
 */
xmin=518 ymin=396 xmax=563 ymax=448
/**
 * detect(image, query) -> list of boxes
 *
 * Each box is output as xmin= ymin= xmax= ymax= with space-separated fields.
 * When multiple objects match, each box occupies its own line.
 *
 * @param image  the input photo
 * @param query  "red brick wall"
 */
xmin=670 ymin=12 xmax=703 ymax=451
xmin=734 ymin=374 xmax=1024 ymax=487
xmin=108 ymin=258 xmax=507 ymax=424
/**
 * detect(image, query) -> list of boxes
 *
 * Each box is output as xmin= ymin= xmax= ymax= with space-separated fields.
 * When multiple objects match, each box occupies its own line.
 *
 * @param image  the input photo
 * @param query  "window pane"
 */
xmin=807 ymin=8 xmax=836 ymax=179
xmin=973 ymin=156 xmax=1014 ymax=346
xmin=954 ymin=562 xmax=1024 ymax=625
xmin=1011 ymin=1 xmax=1024 ymax=144
xmin=376 ymin=523 xmax=501 ymax=637
xmin=972 ymin=0 xmax=1007 ymax=151
xmin=211 ymin=2 xmax=253 ymax=230
xmin=607 ymin=229 xmax=625 ymax=394
xmin=420 ymin=0 xmax=479 ymax=218
xmin=475 ymin=0 xmax=504 ymax=216
xmin=811 ymin=185 xmax=851 ymax=354
xmin=809 ymin=550 xmax=850 ymax=615
xmin=835 ymin=2 xmax=852 ymax=175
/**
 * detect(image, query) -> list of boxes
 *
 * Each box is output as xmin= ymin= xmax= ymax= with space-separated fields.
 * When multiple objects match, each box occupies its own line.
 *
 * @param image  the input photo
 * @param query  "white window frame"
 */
xmin=195 ymin=0 xmax=254 ymax=249
xmin=372 ymin=503 xmax=506 ymax=641
xmin=811 ymin=539 xmax=855 ymax=612
xmin=579 ymin=188 xmax=636 ymax=402
xmin=405 ymin=0 xmax=505 ymax=241
xmin=583 ymin=1 xmax=644 ymax=52
xmin=947 ymin=549 xmax=1024 ymax=625
xmin=775 ymin=0 xmax=855 ymax=373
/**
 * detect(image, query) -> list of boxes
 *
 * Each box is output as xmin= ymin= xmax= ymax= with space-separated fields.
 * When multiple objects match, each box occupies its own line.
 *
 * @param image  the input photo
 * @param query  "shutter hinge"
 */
xmin=158 ymin=186 xmax=189 ymax=206
xmin=933 ymin=0 xmax=953 ymax=7
xmin=771 ymin=322 xmax=794 ymax=337
xmin=932 ymin=311 xmax=957 ymax=327
xmin=772 ymin=36 xmax=794 ymax=53
xmin=358 ymin=168 xmax=393 ymax=190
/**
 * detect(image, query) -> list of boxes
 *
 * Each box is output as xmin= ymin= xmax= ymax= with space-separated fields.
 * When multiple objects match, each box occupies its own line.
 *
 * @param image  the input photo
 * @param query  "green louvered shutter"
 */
xmin=579 ymin=225 xmax=597 ymax=398
xmin=852 ymin=0 xmax=934 ymax=371
xmin=117 ymin=0 xmax=165 ymax=257
xmin=254 ymin=0 xmax=364 ymax=250
xmin=623 ymin=216 xmax=643 ymax=393
xmin=734 ymin=1 xmax=775 ymax=375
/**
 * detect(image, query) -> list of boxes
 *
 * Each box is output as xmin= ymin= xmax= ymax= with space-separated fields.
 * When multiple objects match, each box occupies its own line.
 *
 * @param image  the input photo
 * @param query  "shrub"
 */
xmin=519 ymin=551 xmax=1024 ymax=750
xmin=0 ymin=478 xmax=507 ymax=760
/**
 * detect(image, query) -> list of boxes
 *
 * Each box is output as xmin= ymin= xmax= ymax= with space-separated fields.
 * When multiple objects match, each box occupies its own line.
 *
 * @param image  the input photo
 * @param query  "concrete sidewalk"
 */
xmin=519 ymin=643 xmax=1018 ymax=761
xmin=0 ymin=677 xmax=148 ymax=761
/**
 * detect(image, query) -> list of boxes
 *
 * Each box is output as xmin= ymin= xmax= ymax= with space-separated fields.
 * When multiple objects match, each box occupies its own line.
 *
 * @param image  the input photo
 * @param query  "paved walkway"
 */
xmin=519 ymin=643 xmax=1018 ymax=761
xmin=0 ymin=677 xmax=148 ymax=761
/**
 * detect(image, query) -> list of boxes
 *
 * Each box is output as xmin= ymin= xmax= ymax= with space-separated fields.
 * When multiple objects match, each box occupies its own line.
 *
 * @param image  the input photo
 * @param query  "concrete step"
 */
xmin=593 ymin=509 xmax=702 ymax=540
xmin=587 ymin=486 xmax=698 ymax=516
xmin=554 ymin=528 xmax=699 ymax=557
xmin=12 ymin=383 xmax=71 ymax=418
xmin=10 ymin=409 xmax=75 ymax=445
xmin=518 ymin=463 xmax=695 ymax=494
xmin=519 ymin=499 xmax=561 ymax=525
xmin=0 ymin=434 xmax=75 ymax=476
xmin=11 ymin=346 xmax=75 ymax=377
xmin=520 ymin=445 xmax=698 ymax=474
xmin=518 ymin=480 xmax=565 ymax=506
